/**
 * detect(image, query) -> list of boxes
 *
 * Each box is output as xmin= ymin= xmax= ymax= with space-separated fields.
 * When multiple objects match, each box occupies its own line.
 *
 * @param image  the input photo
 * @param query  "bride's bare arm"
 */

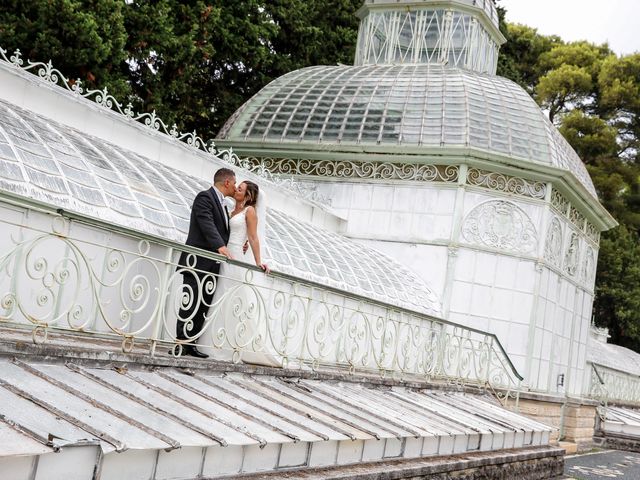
xmin=245 ymin=207 xmax=269 ymax=272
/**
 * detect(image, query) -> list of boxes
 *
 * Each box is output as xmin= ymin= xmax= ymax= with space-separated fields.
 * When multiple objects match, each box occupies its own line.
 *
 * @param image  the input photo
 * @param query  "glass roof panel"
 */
xmin=0 ymin=99 xmax=441 ymax=316
xmin=220 ymin=64 xmax=596 ymax=196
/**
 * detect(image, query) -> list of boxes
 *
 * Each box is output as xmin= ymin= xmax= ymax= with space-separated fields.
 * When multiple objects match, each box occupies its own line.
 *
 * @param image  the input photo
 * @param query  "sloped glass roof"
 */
xmin=219 ymin=65 xmax=596 ymax=197
xmin=0 ymin=99 xmax=441 ymax=315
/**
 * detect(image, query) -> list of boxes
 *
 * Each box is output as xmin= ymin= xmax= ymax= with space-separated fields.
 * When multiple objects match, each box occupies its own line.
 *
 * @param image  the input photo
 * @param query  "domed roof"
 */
xmin=0 ymin=98 xmax=442 ymax=315
xmin=219 ymin=64 xmax=596 ymax=197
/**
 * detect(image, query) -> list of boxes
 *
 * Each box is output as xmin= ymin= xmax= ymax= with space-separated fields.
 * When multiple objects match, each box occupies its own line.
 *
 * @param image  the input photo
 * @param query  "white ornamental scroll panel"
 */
xmin=582 ymin=246 xmax=596 ymax=286
xmin=543 ymin=216 xmax=564 ymax=269
xmin=564 ymin=231 xmax=581 ymax=277
xmin=461 ymin=200 xmax=538 ymax=254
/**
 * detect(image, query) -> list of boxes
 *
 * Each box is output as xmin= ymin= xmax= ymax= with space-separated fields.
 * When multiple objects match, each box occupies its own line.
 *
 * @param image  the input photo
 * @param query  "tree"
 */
xmin=535 ymin=42 xmax=612 ymax=122
xmin=0 ymin=0 xmax=130 ymax=98
xmin=497 ymin=1 xmax=640 ymax=350
xmin=598 ymin=54 xmax=640 ymax=157
xmin=559 ymin=110 xmax=618 ymax=164
xmin=496 ymin=21 xmax=561 ymax=94
xmin=594 ymin=225 xmax=640 ymax=348
xmin=123 ymin=1 xmax=281 ymax=138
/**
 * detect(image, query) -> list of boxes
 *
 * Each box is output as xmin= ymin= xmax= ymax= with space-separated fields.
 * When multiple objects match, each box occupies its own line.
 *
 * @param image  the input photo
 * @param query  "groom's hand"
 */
xmin=218 ymin=246 xmax=233 ymax=259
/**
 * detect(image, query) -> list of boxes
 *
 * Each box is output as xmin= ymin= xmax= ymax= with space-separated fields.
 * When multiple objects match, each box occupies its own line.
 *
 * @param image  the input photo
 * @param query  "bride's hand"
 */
xmin=258 ymin=263 xmax=270 ymax=274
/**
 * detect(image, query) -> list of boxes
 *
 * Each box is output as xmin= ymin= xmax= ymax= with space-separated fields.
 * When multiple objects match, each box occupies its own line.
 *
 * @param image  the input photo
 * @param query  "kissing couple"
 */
xmin=175 ymin=167 xmax=270 ymax=359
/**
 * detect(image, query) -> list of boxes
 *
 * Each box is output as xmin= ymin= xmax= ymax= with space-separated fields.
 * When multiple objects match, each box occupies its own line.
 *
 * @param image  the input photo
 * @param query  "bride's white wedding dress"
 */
xmin=198 ymin=208 xmax=280 ymax=366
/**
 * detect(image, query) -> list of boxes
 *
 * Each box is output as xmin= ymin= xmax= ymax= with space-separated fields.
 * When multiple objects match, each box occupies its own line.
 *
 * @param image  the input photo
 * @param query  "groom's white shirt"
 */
xmin=212 ymin=185 xmax=229 ymax=229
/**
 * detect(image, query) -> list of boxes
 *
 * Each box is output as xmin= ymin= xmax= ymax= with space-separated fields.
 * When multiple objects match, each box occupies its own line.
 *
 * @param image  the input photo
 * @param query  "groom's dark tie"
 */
xmin=224 ymin=205 xmax=230 ymax=229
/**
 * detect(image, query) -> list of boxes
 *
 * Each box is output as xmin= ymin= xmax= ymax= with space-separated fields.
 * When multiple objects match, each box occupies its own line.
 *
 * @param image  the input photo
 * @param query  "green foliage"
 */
xmin=497 ymin=3 xmax=640 ymax=350
xmin=0 ymin=0 xmax=130 ymax=98
xmin=594 ymin=225 xmax=640 ymax=348
xmin=496 ymin=21 xmax=562 ymax=94
xmin=536 ymin=65 xmax=593 ymax=122
xmin=599 ymin=54 xmax=640 ymax=156
xmin=0 ymin=0 xmax=362 ymax=138
xmin=559 ymin=110 xmax=618 ymax=163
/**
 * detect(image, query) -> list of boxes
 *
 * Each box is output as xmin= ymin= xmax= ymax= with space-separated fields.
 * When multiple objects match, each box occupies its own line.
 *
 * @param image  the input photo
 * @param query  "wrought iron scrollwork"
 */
xmin=0 ymin=207 xmax=522 ymax=392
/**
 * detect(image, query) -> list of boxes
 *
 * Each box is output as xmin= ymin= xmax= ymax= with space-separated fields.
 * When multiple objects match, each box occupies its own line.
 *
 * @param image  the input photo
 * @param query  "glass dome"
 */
xmin=0 ymin=99 xmax=442 ymax=315
xmin=219 ymin=64 xmax=596 ymax=197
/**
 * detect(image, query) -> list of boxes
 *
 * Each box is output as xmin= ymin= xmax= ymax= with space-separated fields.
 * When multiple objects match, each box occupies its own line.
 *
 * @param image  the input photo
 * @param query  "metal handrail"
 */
xmin=0 ymin=190 xmax=523 ymax=386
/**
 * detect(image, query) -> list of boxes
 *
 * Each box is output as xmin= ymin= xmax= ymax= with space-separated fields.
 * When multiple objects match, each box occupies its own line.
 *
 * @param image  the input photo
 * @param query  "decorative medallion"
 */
xmin=461 ymin=200 xmax=537 ymax=254
xmin=564 ymin=232 xmax=581 ymax=277
xmin=544 ymin=217 xmax=563 ymax=268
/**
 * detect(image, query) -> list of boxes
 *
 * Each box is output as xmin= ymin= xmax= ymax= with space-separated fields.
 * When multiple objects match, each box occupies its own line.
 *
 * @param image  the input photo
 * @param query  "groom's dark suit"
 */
xmin=177 ymin=187 xmax=230 ymax=342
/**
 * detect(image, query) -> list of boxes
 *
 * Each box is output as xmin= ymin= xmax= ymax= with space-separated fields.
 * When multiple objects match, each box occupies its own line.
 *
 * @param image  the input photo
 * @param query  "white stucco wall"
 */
xmin=305 ymin=177 xmax=598 ymax=395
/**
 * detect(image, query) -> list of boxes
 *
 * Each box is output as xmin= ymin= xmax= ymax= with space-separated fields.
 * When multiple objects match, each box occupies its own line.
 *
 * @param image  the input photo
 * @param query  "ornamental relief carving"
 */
xmin=240 ymin=157 xmax=460 ymax=183
xmin=583 ymin=247 xmax=596 ymax=285
xmin=586 ymin=222 xmax=600 ymax=245
xmin=466 ymin=168 xmax=547 ymax=199
xmin=544 ymin=217 xmax=563 ymax=268
xmin=461 ymin=200 xmax=538 ymax=254
xmin=564 ymin=232 xmax=581 ymax=277
xmin=551 ymin=189 xmax=569 ymax=215
xmin=569 ymin=206 xmax=586 ymax=230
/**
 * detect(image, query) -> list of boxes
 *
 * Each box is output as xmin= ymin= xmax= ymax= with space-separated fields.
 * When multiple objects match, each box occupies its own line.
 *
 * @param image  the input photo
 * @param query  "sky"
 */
xmin=498 ymin=0 xmax=640 ymax=56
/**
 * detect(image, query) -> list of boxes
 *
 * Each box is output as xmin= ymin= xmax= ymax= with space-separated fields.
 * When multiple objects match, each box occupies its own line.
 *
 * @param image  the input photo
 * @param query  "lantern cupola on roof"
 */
xmin=354 ymin=0 xmax=505 ymax=73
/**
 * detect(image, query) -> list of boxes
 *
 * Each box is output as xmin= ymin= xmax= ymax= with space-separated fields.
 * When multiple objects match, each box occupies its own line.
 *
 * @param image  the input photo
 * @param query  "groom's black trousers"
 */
xmin=176 ymin=271 xmax=217 ymax=342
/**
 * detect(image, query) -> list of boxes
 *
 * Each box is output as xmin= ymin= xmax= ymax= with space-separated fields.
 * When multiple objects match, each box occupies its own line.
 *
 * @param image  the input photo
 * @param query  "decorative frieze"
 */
xmin=466 ymin=168 xmax=547 ymax=199
xmin=543 ymin=217 xmax=563 ymax=268
xmin=239 ymin=157 xmax=460 ymax=183
xmin=583 ymin=246 xmax=596 ymax=285
xmin=461 ymin=200 xmax=537 ymax=254
xmin=564 ymin=232 xmax=581 ymax=277
xmin=550 ymin=189 xmax=569 ymax=215
xmin=569 ymin=206 xmax=586 ymax=231
xmin=550 ymin=189 xmax=600 ymax=247
xmin=586 ymin=222 xmax=600 ymax=244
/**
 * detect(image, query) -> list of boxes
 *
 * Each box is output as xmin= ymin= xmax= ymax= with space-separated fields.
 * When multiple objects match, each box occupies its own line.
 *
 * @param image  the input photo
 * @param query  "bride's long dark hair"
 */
xmin=243 ymin=181 xmax=259 ymax=208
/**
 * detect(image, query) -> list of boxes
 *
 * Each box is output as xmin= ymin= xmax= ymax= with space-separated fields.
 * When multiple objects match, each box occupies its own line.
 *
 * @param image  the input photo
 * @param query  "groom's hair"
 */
xmin=242 ymin=181 xmax=259 ymax=207
xmin=213 ymin=168 xmax=235 ymax=185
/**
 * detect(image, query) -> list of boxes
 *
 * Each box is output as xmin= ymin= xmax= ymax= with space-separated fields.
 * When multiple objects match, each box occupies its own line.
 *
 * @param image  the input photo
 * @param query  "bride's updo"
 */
xmin=242 ymin=181 xmax=259 ymax=208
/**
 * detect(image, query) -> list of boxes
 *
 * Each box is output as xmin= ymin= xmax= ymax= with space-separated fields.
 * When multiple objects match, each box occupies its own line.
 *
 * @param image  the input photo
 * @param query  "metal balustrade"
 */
xmin=590 ymin=363 xmax=640 ymax=407
xmin=0 ymin=191 xmax=522 ymax=397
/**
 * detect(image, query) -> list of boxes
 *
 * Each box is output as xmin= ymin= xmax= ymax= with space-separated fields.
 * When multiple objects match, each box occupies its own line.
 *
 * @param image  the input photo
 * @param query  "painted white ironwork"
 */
xmin=586 ymin=221 xmax=601 ymax=245
xmin=564 ymin=232 xmax=581 ymax=277
xmin=589 ymin=363 xmax=640 ymax=407
xmin=569 ymin=206 xmax=586 ymax=231
xmin=466 ymin=168 xmax=547 ymax=199
xmin=550 ymin=189 xmax=570 ymax=216
xmin=461 ymin=200 xmax=538 ymax=254
xmin=354 ymin=5 xmax=499 ymax=74
xmin=237 ymin=157 xmax=459 ymax=183
xmin=543 ymin=217 xmax=564 ymax=268
xmin=0 ymin=194 xmax=523 ymax=392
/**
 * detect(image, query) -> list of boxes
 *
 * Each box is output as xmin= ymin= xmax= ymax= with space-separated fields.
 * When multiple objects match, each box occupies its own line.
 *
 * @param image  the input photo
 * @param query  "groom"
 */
xmin=176 ymin=167 xmax=236 ymax=358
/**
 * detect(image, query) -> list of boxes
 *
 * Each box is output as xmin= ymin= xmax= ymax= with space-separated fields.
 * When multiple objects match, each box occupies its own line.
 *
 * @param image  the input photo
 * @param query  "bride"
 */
xmin=199 ymin=180 xmax=280 ymax=366
xmin=226 ymin=181 xmax=270 ymax=272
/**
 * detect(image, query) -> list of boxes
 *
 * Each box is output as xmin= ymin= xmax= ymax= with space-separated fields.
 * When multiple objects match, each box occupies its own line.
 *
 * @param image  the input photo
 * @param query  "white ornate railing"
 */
xmin=589 ymin=362 xmax=640 ymax=407
xmin=0 ymin=192 xmax=522 ymax=394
